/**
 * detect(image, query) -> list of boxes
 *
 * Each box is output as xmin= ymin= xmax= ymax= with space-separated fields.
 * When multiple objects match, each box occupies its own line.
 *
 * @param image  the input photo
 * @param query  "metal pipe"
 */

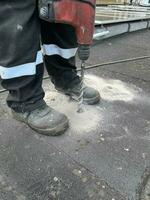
xmin=0 ymin=55 xmax=150 ymax=94
xmin=81 ymin=55 xmax=150 ymax=71
xmin=0 ymin=89 xmax=7 ymax=93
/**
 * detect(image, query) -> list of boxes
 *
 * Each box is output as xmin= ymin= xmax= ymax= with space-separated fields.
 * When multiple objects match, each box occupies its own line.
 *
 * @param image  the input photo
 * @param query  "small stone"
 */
xmin=142 ymin=153 xmax=147 ymax=159
xmin=53 ymin=177 xmax=59 ymax=182
xmin=72 ymin=169 xmax=82 ymax=177
xmin=17 ymin=24 xmax=23 ymax=31
xmin=124 ymin=148 xmax=130 ymax=152
xmin=117 ymin=167 xmax=123 ymax=170
xmin=100 ymin=138 xmax=105 ymax=141
xmin=82 ymin=177 xmax=87 ymax=183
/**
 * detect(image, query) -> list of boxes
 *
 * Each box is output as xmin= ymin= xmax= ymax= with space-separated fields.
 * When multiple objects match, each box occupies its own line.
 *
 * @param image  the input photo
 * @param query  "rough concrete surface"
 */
xmin=0 ymin=30 xmax=150 ymax=200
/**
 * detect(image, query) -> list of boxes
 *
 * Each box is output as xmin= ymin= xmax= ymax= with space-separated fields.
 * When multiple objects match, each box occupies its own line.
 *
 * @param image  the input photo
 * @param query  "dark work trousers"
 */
xmin=0 ymin=1 xmax=78 ymax=113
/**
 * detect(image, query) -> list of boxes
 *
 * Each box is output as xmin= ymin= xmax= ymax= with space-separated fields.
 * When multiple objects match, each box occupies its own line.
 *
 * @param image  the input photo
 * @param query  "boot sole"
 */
xmin=28 ymin=119 xmax=69 ymax=136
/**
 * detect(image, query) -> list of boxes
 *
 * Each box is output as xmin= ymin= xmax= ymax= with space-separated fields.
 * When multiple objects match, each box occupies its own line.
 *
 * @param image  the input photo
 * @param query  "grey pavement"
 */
xmin=0 ymin=30 xmax=150 ymax=200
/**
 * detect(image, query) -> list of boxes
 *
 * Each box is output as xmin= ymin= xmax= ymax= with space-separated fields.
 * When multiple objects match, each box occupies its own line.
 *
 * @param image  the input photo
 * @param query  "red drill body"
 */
xmin=39 ymin=0 xmax=96 ymax=60
xmin=52 ymin=0 xmax=95 ymax=47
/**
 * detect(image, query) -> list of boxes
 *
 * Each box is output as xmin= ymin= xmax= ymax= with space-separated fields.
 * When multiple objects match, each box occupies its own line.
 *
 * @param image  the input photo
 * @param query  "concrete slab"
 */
xmin=89 ymin=30 xmax=150 ymax=81
xmin=41 ymin=67 xmax=150 ymax=200
xmin=0 ymin=94 xmax=126 ymax=200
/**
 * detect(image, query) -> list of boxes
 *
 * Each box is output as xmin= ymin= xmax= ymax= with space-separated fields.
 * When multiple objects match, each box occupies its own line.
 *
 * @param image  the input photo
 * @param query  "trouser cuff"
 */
xmin=8 ymin=99 xmax=46 ymax=113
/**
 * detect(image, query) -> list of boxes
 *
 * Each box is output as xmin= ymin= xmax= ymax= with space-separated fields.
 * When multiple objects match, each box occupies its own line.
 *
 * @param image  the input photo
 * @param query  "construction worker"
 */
xmin=0 ymin=1 xmax=100 ymax=136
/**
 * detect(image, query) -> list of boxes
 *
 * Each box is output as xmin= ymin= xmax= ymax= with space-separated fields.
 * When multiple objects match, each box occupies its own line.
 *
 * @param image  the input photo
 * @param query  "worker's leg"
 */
xmin=0 ymin=1 xmax=68 ymax=135
xmin=41 ymin=21 xmax=78 ymax=88
xmin=0 ymin=1 xmax=45 ymax=112
xmin=41 ymin=21 xmax=100 ymax=105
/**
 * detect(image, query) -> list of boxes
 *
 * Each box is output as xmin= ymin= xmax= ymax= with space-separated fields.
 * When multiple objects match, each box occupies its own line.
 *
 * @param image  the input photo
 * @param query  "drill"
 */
xmin=39 ymin=0 xmax=96 ymax=112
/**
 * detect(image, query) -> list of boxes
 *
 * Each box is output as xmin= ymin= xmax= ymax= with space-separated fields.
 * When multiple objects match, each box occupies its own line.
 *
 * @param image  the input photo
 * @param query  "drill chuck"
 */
xmin=78 ymin=45 xmax=90 ymax=61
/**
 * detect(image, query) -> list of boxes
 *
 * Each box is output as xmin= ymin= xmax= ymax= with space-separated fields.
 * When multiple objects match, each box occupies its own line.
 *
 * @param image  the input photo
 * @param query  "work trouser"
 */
xmin=0 ymin=1 xmax=78 ymax=113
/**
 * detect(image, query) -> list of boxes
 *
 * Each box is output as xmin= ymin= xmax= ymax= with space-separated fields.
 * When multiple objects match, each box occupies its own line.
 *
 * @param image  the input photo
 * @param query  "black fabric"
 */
xmin=41 ymin=21 xmax=78 ymax=48
xmin=41 ymin=21 xmax=78 ymax=79
xmin=0 ymin=0 xmax=45 ymax=112
xmin=1 ymin=65 xmax=46 ymax=113
xmin=0 ymin=1 xmax=78 ymax=112
xmin=0 ymin=1 xmax=40 ymax=67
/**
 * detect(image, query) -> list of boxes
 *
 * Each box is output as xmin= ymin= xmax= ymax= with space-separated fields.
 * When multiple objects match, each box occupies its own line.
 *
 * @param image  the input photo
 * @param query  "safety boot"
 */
xmin=12 ymin=105 xmax=69 ymax=136
xmin=52 ymin=72 xmax=100 ymax=105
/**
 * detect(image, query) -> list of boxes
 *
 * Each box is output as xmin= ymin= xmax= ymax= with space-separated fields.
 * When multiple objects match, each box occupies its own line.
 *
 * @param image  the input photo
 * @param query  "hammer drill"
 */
xmin=39 ymin=0 xmax=96 ymax=112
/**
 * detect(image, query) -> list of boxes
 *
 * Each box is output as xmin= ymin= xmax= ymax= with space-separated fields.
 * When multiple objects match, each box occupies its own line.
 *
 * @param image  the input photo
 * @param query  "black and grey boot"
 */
xmin=52 ymin=72 xmax=100 ymax=105
xmin=12 ymin=105 xmax=69 ymax=136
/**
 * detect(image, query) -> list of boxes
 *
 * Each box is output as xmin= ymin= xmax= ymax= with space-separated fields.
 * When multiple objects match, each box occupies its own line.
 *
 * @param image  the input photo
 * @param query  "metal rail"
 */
xmin=0 ymin=55 xmax=150 ymax=94
xmin=78 ymin=55 xmax=150 ymax=71
xmin=0 ymin=89 xmax=7 ymax=94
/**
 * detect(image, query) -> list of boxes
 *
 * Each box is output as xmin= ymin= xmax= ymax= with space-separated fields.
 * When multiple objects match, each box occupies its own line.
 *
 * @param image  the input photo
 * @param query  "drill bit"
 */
xmin=77 ymin=60 xmax=85 ymax=113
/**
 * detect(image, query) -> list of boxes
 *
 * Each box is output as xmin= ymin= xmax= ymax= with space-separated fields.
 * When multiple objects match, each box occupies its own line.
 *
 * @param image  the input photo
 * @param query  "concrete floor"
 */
xmin=0 ymin=30 xmax=150 ymax=200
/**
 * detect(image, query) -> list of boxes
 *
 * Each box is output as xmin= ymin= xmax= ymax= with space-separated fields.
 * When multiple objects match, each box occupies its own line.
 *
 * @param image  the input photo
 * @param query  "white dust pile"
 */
xmin=84 ymin=74 xmax=138 ymax=102
xmin=44 ymin=91 xmax=100 ymax=133
xmin=44 ymin=75 xmax=139 ymax=133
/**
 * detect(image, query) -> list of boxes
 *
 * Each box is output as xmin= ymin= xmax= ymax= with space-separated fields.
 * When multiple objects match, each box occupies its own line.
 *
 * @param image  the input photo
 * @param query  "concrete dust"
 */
xmin=84 ymin=74 xmax=139 ymax=102
xmin=44 ymin=90 xmax=100 ymax=133
xmin=44 ymin=74 xmax=140 ymax=134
